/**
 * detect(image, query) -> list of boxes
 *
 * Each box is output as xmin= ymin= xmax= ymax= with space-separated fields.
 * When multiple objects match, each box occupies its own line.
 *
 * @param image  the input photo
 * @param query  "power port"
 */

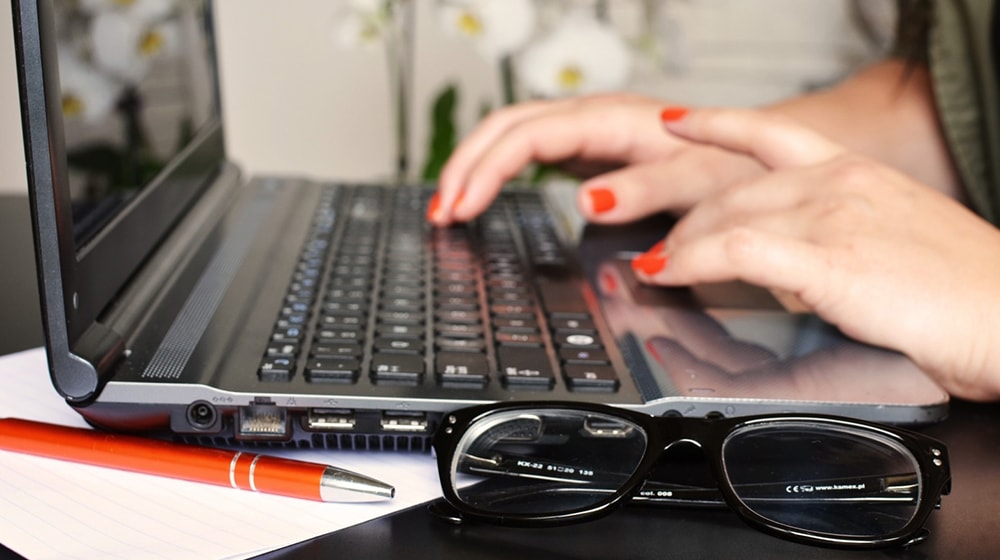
xmin=186 ymin=401 xmax=218 ymax=430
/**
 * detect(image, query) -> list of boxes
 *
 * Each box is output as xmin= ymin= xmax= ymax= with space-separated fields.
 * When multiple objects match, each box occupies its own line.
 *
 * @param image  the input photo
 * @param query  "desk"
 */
xmin=1 ymin=195 xmax=998 ymax=559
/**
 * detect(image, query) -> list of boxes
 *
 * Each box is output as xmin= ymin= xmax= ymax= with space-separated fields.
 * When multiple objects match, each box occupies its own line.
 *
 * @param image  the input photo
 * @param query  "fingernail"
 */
xmin=631 ymin=252 xmax=668 ymax=275
xmin=660 ymin=106 xmax=689 ymax=122
xmin=426 ymin=192 xmax=441 ymax=221
xmin=587 ymin=187 xmax=616 ymax=214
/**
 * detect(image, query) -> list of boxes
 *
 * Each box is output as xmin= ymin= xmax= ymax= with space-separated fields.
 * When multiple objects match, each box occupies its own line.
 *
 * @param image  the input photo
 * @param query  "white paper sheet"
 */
xmin=0 ymin=348 xmax=443 ymax=560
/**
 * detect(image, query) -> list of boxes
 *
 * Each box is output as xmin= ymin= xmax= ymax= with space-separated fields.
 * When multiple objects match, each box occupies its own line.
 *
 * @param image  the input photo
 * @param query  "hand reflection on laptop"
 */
xmin=595 ymin=261 xmax=947 ymax=404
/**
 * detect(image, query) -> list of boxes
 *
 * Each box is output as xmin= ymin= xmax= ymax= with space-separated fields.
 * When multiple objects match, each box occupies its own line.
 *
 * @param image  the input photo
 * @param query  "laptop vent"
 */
xmin=178 ymin=433 xmax=432 ymax=453
xmin=142 ymin=198 xmax=271 ymax=379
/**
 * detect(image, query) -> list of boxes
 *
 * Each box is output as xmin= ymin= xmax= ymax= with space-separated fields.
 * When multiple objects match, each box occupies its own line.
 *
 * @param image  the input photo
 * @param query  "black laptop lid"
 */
xmin=12 ymin=0 xmax=222 ymax=398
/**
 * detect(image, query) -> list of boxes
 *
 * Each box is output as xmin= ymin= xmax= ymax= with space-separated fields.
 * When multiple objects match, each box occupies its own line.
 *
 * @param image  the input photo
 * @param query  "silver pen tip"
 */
xmin=319 ymin=466 xmax=395 ymax=502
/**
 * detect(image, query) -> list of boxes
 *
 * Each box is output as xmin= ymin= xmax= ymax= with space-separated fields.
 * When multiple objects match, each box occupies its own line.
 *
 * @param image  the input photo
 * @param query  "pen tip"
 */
xmin=320 ymin=467 xmax=395 ymax=502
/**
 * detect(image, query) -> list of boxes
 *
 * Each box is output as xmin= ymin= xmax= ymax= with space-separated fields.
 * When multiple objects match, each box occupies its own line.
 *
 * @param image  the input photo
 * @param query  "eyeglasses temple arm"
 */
xmin=634 ymin=473 xmax=919 ymax=505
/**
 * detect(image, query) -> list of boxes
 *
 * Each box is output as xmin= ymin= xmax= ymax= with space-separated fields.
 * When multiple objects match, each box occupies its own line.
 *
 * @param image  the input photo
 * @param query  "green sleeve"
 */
xmin=928 ymin=0 xmax=1000 ymax=223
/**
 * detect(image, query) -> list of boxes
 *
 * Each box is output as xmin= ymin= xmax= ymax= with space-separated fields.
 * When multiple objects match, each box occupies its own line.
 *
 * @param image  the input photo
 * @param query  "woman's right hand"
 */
xmin=427 ymin=93 xmax=764 ymax=226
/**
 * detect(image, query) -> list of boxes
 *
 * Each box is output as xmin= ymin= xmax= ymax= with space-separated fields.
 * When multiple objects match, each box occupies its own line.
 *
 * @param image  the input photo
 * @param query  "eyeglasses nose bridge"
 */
xmin=660 ymin=438 xmax=703 ymax=454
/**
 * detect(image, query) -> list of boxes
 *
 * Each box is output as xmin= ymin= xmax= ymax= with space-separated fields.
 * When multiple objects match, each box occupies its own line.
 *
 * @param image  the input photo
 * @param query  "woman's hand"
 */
xmin=428 ymin=93 xmax=763 ymax=226
xmin=632 ymin=107 xmax=1000 ymax=400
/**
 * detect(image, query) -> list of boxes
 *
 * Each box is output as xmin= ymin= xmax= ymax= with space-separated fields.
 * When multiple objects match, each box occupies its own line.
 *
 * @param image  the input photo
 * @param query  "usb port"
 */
xmin=306 ymin=408 xmax=356 ymax=431
xmin=238 ymin=403 xmax=288 ymax=439
xmin=380 ymin=411 xmax=429 ymax=433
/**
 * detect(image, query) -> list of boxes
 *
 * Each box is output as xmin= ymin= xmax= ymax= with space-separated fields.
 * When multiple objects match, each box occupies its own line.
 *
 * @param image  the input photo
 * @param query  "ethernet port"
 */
xmin=237 ymin=402 xmax=288 ymax=440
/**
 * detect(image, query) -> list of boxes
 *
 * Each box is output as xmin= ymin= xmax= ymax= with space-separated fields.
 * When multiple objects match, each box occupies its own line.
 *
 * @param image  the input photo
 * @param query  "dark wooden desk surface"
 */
xmin=0 ymin=195 xmax=997 ymax=559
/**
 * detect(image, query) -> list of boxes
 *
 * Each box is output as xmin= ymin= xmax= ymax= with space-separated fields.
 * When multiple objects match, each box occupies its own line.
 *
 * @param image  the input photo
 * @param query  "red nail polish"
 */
xmin=631 ymin=252 xmax=668 ymax=275
xmin=587 ymin=188 xmax=616 ymax=214
xmin=426 ymin=192 xmax=441 ymax=221
xmin=660 ymin=106 xmax=689 ymax=122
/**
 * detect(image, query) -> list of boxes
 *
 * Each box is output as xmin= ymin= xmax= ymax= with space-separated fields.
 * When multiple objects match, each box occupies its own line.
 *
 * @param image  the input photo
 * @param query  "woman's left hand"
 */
xmin=632 ymin=107 xmax=1000 ymax=400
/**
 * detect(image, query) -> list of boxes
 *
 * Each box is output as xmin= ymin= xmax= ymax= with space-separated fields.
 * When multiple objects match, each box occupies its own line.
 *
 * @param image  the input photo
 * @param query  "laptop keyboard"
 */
xmin=259 ymin=185 xmax=620 ymax=393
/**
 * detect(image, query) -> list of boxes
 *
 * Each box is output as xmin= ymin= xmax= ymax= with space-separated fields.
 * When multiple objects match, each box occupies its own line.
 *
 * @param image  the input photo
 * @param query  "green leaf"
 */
xmin=420 ymin=83 xmax=458 ymax=181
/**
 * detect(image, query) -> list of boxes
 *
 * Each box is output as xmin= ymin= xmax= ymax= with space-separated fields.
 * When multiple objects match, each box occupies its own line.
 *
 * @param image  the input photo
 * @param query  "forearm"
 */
xmin=766 ymin=59 xmax=964 ymax=201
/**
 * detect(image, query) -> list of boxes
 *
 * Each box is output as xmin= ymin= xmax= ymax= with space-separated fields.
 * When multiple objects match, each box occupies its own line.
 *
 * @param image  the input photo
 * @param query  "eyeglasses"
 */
xmin=431 ymin=401 xmax=951 ymax=549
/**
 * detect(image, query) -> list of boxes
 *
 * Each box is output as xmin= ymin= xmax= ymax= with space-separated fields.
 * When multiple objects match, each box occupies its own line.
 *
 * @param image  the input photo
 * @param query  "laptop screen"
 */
xmin=16 ymin=0 xmax=226 ymax=345
xmin=54 ymin=1 xmax=217 ymax=248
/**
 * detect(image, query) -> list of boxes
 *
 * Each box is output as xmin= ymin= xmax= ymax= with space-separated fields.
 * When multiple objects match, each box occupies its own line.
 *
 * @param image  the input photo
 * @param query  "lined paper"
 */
xmin=0 ymin=348 xmax=443 ymax=560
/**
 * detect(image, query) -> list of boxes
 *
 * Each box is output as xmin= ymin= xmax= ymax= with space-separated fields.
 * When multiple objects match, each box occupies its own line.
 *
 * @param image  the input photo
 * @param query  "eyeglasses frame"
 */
xmin=432 ymin=400 xmax=952 ymax=550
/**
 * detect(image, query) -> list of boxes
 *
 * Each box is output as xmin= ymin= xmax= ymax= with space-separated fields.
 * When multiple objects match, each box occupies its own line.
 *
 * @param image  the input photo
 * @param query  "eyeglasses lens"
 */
xmin=451 ymin=408 xmax=648 ymax=515
xmin=722 ymin=422 xmax=922 ymax=539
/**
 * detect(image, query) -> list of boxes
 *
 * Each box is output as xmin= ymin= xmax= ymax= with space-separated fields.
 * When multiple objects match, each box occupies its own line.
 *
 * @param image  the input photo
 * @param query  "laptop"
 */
xmin=11 ymin=0 xmax=948 ymax=450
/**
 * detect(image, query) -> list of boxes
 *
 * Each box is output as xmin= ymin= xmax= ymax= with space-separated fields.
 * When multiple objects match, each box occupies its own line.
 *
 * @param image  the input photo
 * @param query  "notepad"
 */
xmin=0 ymin=348 xmax=442 ymax=560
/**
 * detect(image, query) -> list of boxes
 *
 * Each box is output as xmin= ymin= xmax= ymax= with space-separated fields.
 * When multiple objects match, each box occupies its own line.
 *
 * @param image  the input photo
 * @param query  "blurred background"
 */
xmin=0 ymin=0 xmax=897 ymax=194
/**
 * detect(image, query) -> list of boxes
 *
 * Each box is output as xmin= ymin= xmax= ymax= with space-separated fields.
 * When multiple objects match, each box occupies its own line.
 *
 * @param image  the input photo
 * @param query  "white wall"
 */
xmin=0 ymin=0 xmax=26 ymax=193
xmin=0 ymin=0 xmax=891 ymax=194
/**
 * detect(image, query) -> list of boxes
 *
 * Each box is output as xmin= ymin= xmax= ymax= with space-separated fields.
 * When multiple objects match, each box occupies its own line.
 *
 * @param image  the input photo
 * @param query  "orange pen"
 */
xmin=0 ymin=418 xmax=394 ymax=502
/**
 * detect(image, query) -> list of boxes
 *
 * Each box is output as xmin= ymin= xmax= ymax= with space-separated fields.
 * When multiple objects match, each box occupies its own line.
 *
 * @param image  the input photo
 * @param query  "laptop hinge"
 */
xmin=59 ymin=322 xmax=126 ymax=403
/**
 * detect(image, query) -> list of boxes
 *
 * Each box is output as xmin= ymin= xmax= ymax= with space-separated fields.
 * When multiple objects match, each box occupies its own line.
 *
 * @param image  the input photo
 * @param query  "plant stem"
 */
xmin=500 ymin=55 xmax=516 ymax=106
xmin=386 ymin=0 xmax=415 ymax=182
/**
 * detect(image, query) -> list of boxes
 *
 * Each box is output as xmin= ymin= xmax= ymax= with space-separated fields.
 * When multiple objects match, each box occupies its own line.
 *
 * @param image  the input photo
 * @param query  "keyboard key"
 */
xmin=374 ymin=338 xmax=424 ymax=354
xmin=265 ymin=342 xmax=298 ymax=358
xmin=497 ymin=346 xmax=554 ymax=389
xmin=272 ymin=327 xmax=304 ymax=343
xmin=305 ymin=358 xmax=360 ymax=383
xmin=259 ymin=357 xmax=295 ymax=382
xmin=436 ymin=352 xmax=489 ymax=386
xmin=559 ymin=347 xmax=610 ymax=364
xmin=493 ymin=317 xmax=538 ymax=331
xmin=549 ymin=316 xmax=595 ymax=331
xmin=553 ymin=332 xmax=601 ymax=348
xmin=376 ymin=324 xmax=425 ymax=338
xmin=490 ymin=303 xmax=536 ymax=318
xmin=436 ymin=337 xmax=486 ymax=353
xmin=315 ymin=328 xmax=363 ymax=342
xmin=435 ymin=323 xmax=484 ymax=338
xmin=563 ymin=364 xmax=619 ymax=392
xmin=494 ymin=331 xmax=543 ymax=347
xmin=536 ymin=277 xmax=589 ymax=316
xmin=436 ymin=309 xmax=481 ymax=324
xmin=371 ymin=354 xmax=425 ymax=384
xmin=311 ymin=342 xmax=362 ymax=359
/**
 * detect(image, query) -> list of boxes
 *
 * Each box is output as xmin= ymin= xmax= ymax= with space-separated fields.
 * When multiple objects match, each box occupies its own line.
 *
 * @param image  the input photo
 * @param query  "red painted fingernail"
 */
xmin=600 ymin=270 xmax=618 ymax=294
xmin=631 ymin=252 xmax=668 ymax=275
xmin=426 ymin=192 xmax=441 ymax=221
xmin=587 ymin=187 xmax=616 ymax=214
xmin=648 ymin=240 xmax=666 ymax=254
xmin=660 ymin=106 xmax=689 ymax=122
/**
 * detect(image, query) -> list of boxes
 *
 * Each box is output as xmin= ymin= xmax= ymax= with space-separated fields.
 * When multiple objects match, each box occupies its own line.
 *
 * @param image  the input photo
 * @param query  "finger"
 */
xmin=575 ymin=145 xmax=765 ymax=222
xmin=665 ymin=168 xmax=815 ymax=247
xmin=661 ymin=107 xmax=846 ymax=170
xmin=634 ymin=226 xmax=830 ymax=310
xmin=441 ymin=96 xmax=675 ymax=223
xmin=433 ymin=100 xmax=559 ymax=225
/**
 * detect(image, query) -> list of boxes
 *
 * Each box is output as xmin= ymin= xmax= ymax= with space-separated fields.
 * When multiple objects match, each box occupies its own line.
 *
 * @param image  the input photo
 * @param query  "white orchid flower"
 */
xmin=79 ymin=0 xmax=176 ymax=23
xmin=519 ymin=11 xmax=632 ymax=98
xmin=90 ymin=9 xmax=180 ymax=84
xmin=57 ymin=45 xmax=121 ymax=122
xmin=438 ymin=0 xmax=537 ymax=60
xmin=332 ymin=0 xmax=393 ymax=50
